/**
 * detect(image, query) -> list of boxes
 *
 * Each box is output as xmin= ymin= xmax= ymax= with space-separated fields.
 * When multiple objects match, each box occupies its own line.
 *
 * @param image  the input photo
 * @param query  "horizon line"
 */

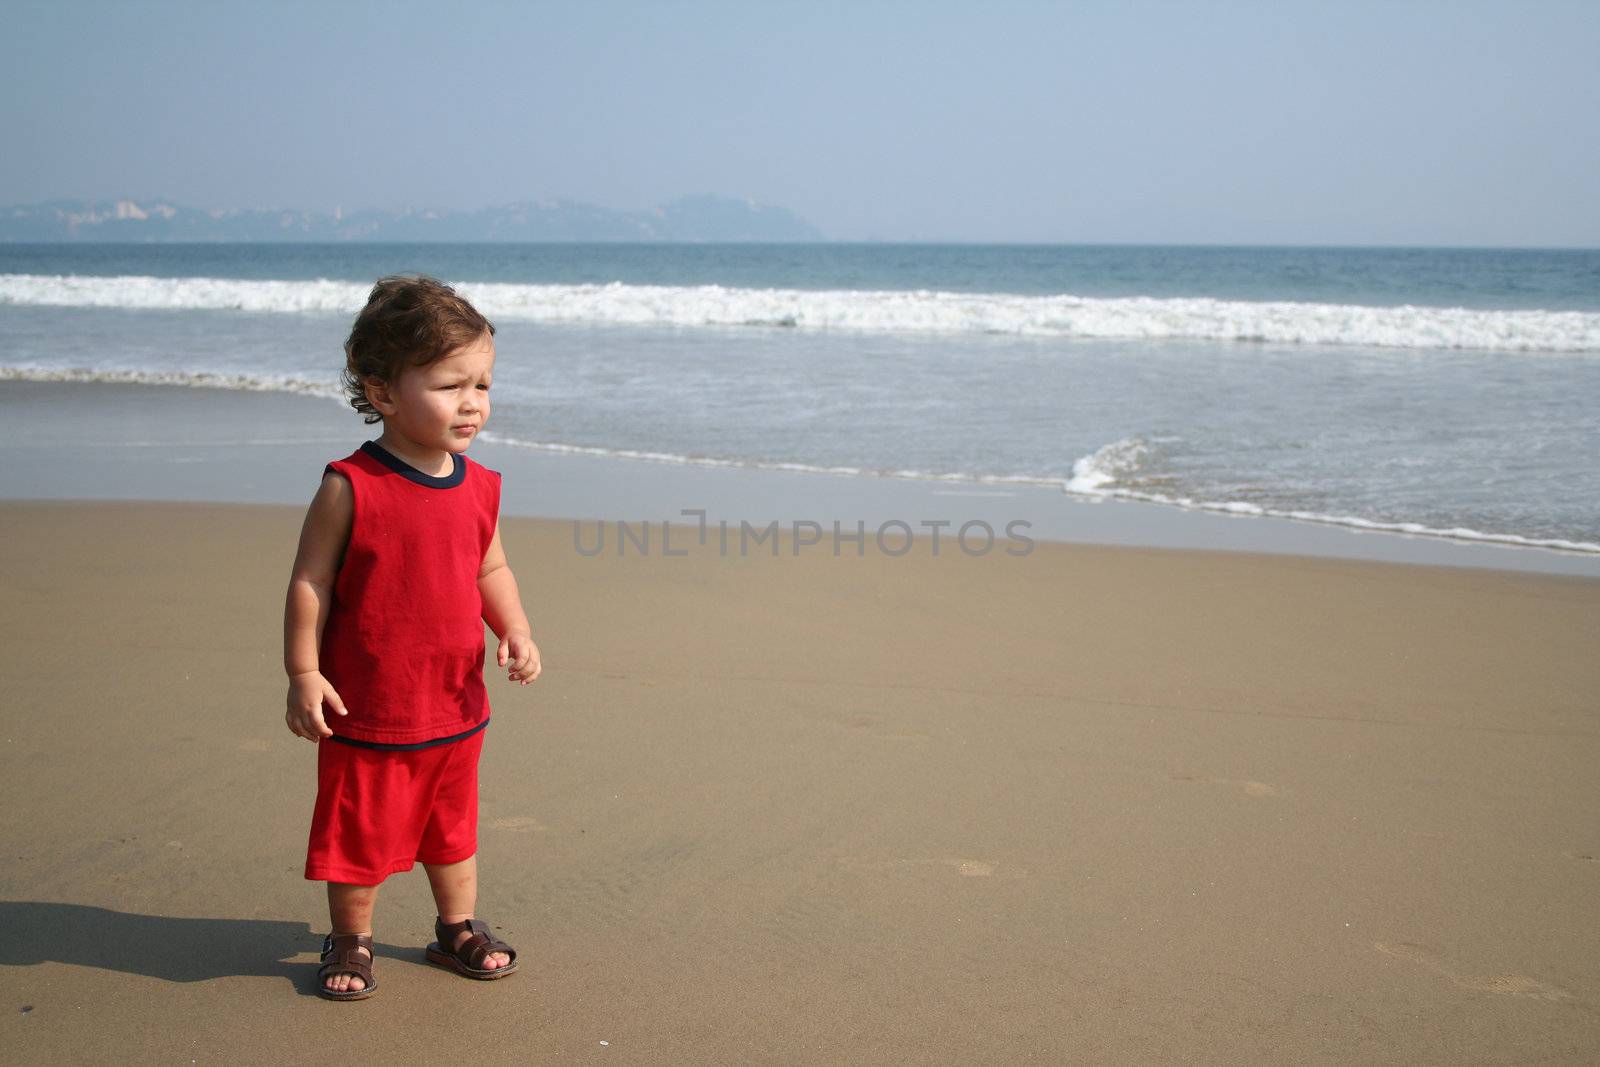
xmin=3 ymin=238 xmax=1598 ymax=252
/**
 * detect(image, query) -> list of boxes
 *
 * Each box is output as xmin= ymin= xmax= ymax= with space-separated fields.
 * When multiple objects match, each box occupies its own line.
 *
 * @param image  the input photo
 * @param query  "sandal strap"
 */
xmin=435 ymin=917 xmax=516 ymax=970
xmin=318 ymin=933 xmax=374 ymax=983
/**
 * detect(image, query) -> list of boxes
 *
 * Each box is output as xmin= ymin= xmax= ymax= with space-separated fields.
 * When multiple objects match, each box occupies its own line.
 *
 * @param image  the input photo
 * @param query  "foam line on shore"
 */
xmin=4 ymin=367 xmax=1593 ymax=557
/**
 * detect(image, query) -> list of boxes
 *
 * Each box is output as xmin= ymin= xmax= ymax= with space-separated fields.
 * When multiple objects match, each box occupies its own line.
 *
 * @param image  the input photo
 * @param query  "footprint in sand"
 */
xmin=1373 ymin=941 xmax=1572 ymax=1002
xmin=842 ymin=856 xmax=1026 ymax=880
xmin=947 ymin=859 xmax=995 ymax=877
xmin=810 ymin=710 xmax=930 ymax=742
xmin=1172 ymin=773 xmax=1279 ymax=797
xmin=941 ymin=857 xmax=1027 ymax=879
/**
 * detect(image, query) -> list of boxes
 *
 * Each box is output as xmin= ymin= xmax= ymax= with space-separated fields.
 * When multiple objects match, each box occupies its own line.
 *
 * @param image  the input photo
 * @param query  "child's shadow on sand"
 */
xmin=0 ymin=901 xmax=394 ymax=996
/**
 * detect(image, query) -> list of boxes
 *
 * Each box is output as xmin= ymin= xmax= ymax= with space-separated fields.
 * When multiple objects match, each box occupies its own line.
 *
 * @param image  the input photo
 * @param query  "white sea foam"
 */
xmin=1064 ymin=437 xmax=1600 ymax=554
xmin=0 ymin=363 xmax=343 ymax=399
xmin=3 ymin=273 xmax=1597 ymax=352
xmin=1067 ymin=436 xmax=1153 ymax=492
xmin=488 ymin=429 xmax=1600 ymax=554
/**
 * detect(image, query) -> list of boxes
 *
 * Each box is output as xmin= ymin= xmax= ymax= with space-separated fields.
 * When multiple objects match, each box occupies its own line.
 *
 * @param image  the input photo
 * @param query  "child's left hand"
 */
xmin=497 ymin=630 xmax=542 ymax=686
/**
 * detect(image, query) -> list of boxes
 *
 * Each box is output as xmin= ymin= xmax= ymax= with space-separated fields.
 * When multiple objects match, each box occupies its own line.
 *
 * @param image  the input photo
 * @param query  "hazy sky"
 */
xmin=3 ymin=0 xmax=1597 ymax=245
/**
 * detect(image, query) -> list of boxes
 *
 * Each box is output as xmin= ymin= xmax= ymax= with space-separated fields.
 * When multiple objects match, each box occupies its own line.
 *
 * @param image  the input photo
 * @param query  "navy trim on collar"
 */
xmin=361 ymin=440 xmax=465 ymax=489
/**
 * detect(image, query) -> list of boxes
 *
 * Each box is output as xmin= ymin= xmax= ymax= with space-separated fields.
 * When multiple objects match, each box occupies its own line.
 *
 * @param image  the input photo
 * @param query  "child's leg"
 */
xmin=422 ymin=855 xmax=511 ymax=971
xmin=324 ymin=880 xmax=379 ymax=993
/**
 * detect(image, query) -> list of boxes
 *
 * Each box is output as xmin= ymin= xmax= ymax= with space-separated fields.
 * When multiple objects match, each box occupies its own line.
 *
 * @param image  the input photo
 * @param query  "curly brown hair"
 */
xmin=341 ymin=274 xmax=496 ymax=424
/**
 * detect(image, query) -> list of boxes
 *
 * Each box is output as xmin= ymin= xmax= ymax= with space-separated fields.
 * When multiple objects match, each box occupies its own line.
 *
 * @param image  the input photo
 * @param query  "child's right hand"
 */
xmin=285 ymin=670 xmax=349 ymax=742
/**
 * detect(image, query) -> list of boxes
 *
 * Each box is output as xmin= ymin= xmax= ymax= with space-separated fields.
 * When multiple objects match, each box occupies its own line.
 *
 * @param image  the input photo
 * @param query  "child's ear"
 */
xmin=363 ymin=376 xmax=396 ymax=416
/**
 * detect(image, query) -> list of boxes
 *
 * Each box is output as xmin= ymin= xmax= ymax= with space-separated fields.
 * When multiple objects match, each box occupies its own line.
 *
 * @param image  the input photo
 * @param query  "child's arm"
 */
xmin=283 ymin=472 xmax=355 ymax=740
xmin=479 ymin=520 xmax=542 ymax=687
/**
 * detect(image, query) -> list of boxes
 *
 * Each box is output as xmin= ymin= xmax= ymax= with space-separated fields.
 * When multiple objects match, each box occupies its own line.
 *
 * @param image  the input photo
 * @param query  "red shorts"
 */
xmin=304 ymin=725 xmax=486 ymax=885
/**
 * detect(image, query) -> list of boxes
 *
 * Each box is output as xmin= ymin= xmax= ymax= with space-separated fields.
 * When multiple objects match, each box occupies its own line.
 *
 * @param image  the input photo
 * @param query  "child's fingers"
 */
xmin=323 ymin=687 xmax=349 ymax=717
xmin=497 ymin=638 xmax=509 ymax=667
xmin=286 ymin=710 xmax=322 ymax=742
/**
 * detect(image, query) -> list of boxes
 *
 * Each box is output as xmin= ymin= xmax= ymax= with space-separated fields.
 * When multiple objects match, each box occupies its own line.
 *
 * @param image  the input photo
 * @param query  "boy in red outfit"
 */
xmin=283 ymin=274 xmax=542 ymax=999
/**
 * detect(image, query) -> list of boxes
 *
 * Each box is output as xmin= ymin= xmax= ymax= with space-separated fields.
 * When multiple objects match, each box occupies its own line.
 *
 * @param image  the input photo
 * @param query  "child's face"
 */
xmin=368 ymin=331 xmax=496 ymax=455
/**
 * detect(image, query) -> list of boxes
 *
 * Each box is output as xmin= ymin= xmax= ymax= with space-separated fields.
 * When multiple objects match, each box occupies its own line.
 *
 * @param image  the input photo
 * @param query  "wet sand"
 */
xmin=1 ymin=498 xmax=1597 ymax=1062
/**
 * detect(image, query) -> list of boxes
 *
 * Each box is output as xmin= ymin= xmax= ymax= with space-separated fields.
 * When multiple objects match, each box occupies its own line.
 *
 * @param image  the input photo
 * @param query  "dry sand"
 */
xmin=1 ymin=499 xmax=1597 ymax=1064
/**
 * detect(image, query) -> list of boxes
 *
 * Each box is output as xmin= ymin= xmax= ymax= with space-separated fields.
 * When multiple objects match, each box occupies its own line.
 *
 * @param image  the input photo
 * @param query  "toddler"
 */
xmin=283 ymin=274 xmax=541 ymax=1000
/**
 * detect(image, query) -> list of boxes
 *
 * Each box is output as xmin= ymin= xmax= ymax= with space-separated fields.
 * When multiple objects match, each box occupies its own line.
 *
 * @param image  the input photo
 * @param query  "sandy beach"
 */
xmin=6 ymin=0 xmax=1599 ymax=1060
xmin=2 ymin=497 xmax=1597 ymax=1063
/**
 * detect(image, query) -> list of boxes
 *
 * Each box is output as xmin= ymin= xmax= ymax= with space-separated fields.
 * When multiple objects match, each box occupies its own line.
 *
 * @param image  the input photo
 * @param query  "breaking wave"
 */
xmin=3 ymin=273 xmax=1598 ymax=352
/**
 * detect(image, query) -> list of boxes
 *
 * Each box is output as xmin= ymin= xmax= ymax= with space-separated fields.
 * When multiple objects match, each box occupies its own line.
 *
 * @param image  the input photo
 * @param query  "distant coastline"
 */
xmin=0 ymin=194 xmax=826 ymax=244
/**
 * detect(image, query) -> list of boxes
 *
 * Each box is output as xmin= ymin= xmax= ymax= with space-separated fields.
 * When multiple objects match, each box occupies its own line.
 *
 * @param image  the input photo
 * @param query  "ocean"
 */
xmin=2 ymin=242 xmax=1597 ymax=553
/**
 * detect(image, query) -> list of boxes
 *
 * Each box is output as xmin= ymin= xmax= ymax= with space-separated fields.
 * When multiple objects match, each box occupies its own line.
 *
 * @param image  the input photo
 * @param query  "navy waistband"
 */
xmin=325 ymin=717 xmax=489 ymax=751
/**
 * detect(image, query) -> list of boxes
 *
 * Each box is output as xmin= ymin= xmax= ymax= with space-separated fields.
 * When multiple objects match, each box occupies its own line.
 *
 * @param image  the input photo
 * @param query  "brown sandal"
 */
xmin=317 ymin=932 xmax=376 ymax=1000
xmin=425 ymin=916 xmax=519 ymax=980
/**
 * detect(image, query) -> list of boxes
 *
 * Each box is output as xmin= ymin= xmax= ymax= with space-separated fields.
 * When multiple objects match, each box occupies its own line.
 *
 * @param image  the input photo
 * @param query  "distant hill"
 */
xmin=0 ymin=194 xmax=826 ymax=243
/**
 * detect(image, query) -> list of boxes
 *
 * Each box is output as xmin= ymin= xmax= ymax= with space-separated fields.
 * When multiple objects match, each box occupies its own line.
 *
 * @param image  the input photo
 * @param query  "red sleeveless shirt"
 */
xmin=318 ymin=440 xmax=502 ymax=746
